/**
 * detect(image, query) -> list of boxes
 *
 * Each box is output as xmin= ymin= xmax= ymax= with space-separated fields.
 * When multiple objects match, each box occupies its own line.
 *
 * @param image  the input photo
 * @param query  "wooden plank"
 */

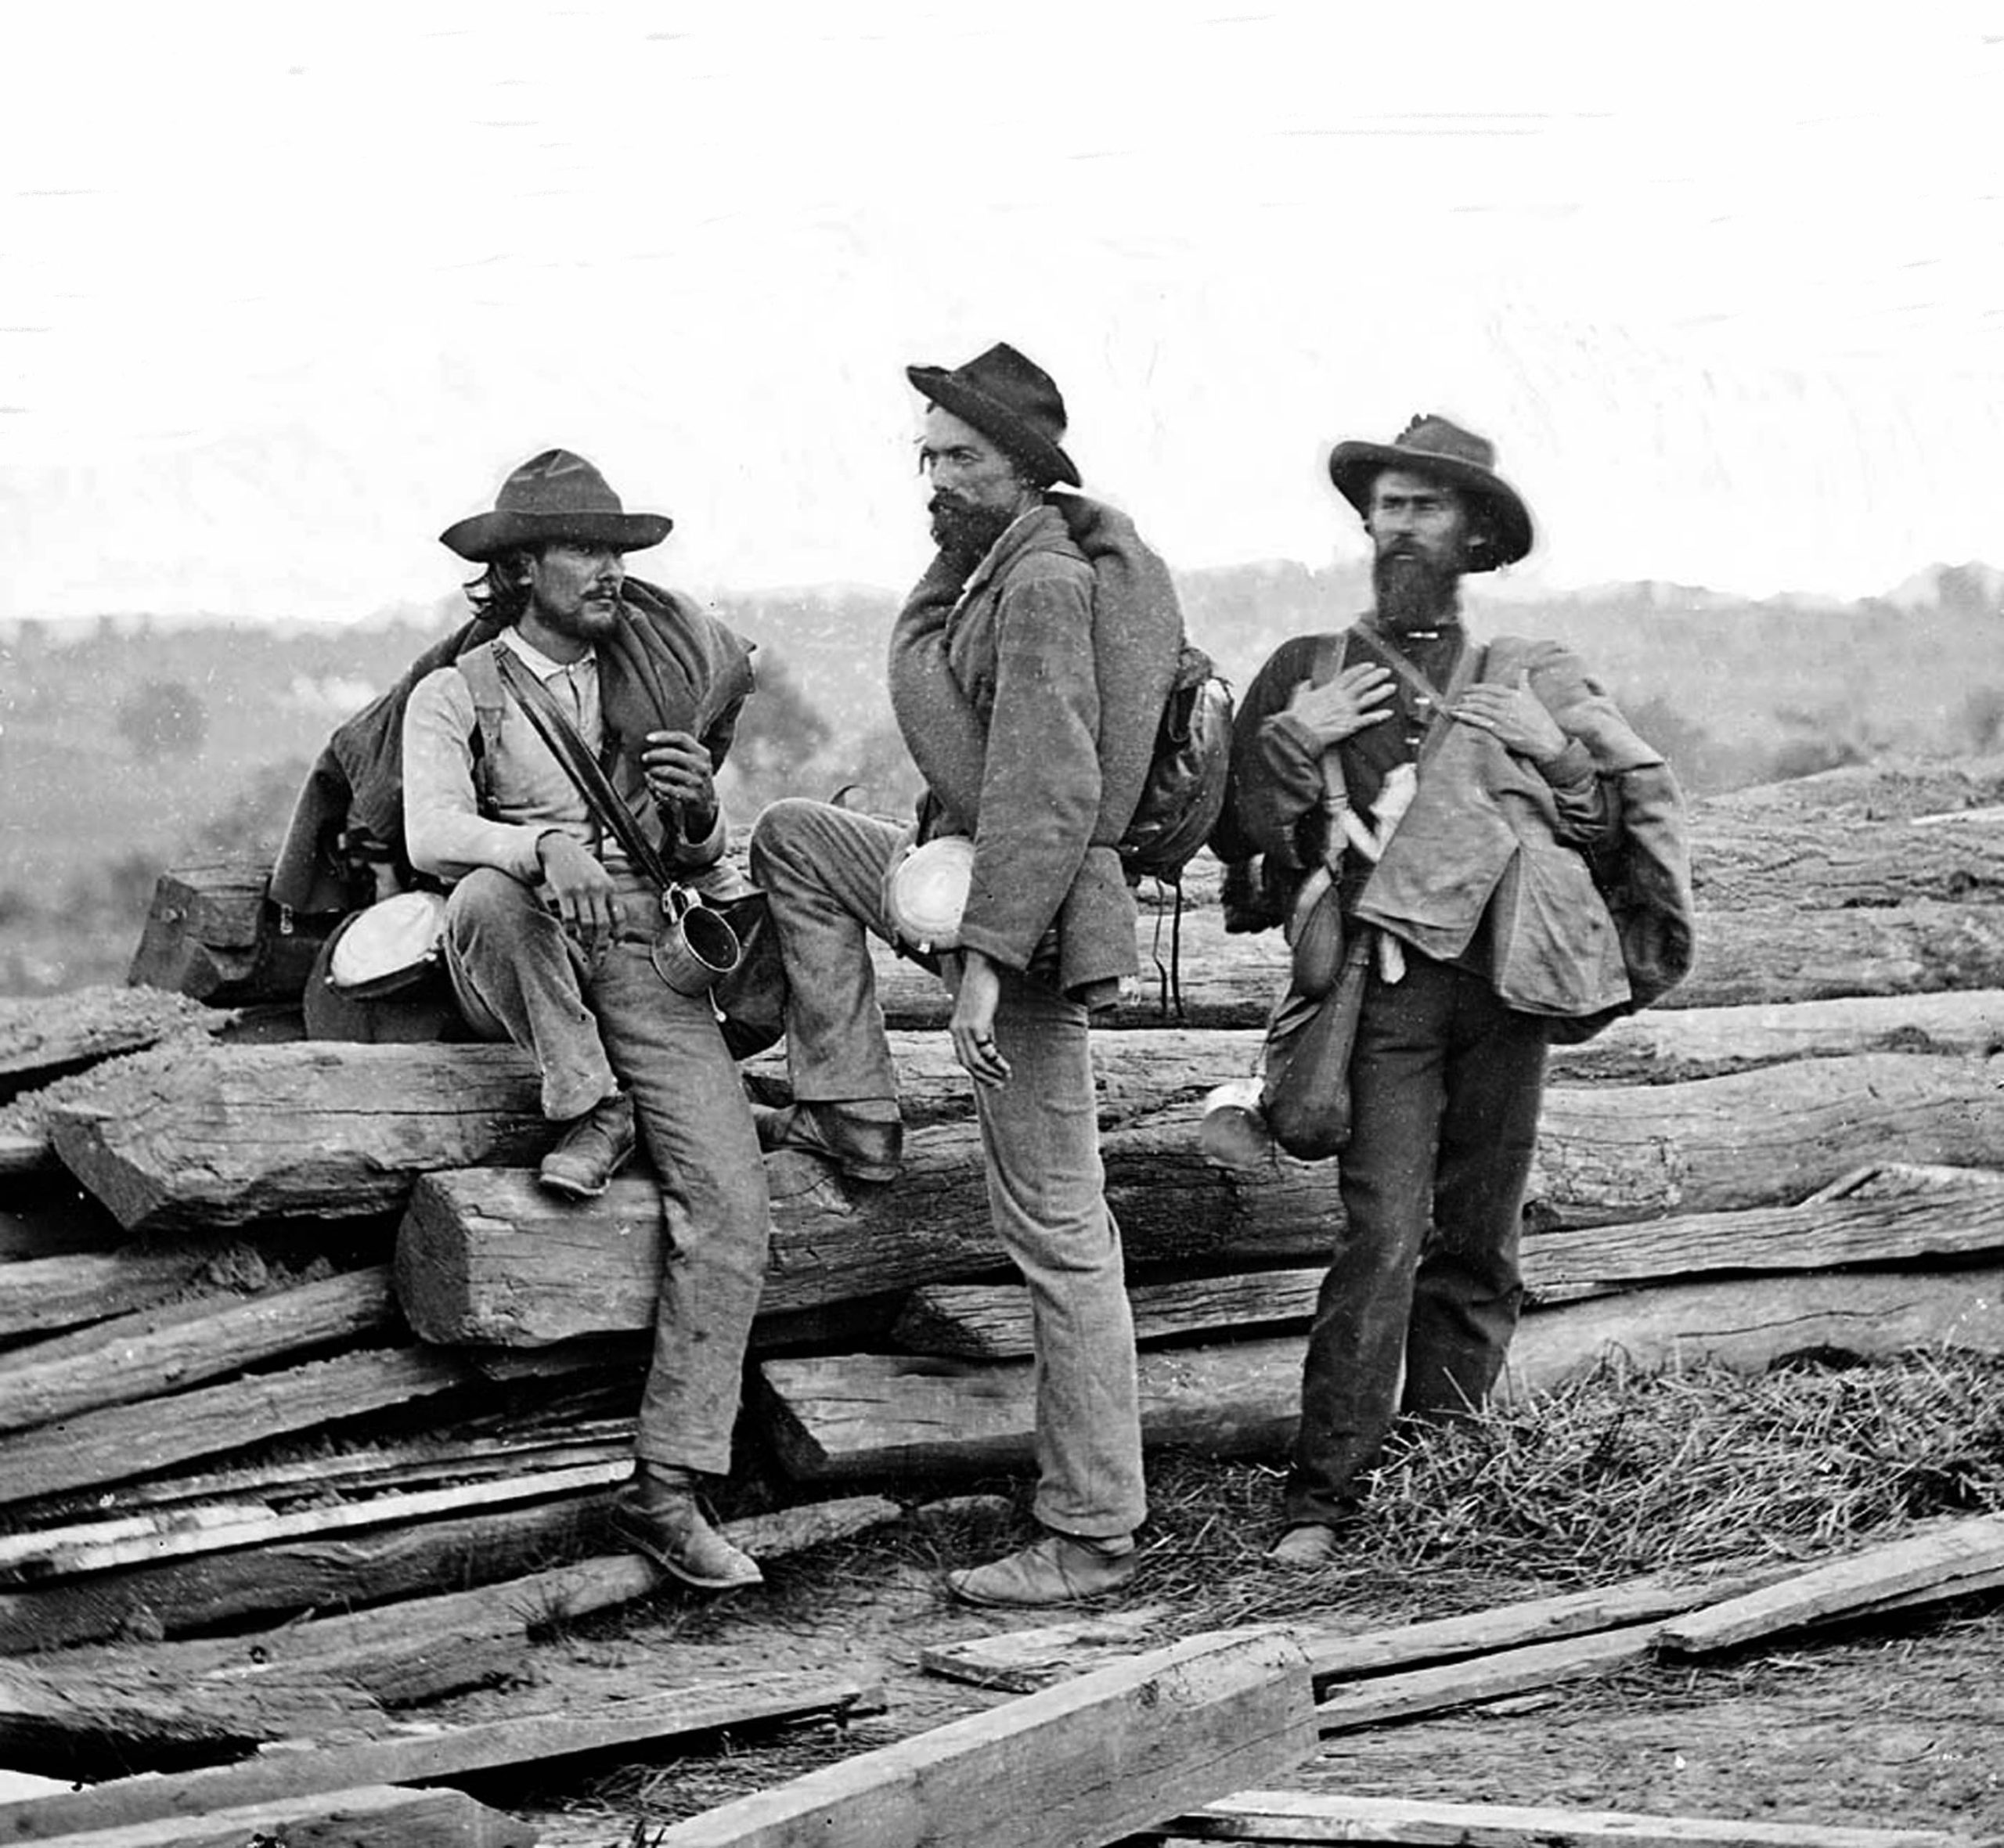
xmin=2 ymin=1461 xmax=627 ymax=1581
xmin=759 ymin=1266 xmax=2004 ymax=1480
xmin=1314 ymin=1618 xmax=1667 ymax=1732
xmin=46 ymin=1043 xmax=555 ymax=1232
xmin=27 ymin=1783 xmax=537 ymax=1848
xmin=1299 ymin=1563 xmax=1792 ymax=1684
xmin=0 ymin=1345 xmax=482 ymax=1507
xmin=0 ymin=1491 xmax=897 ymax=1667
xmin=651 ymin=1629 xmax=1314 ymax=1848
xmin=0 ymin=1241 xmax=237 ymax=1342
xmin=1656 ymin=1515 xmax=2004 ymax=1656
xmin=0 ymin=1493 xmax=611 ymax=1653
xmin=0 ymin=989 xmax=232 ymax=1099
xmin=920 ymin=1608 xmax=1175 ymax=1691
xmin=893 ymin=1272 xmax=1322 ymax=1360
xmin=1146 ymin=1789 xmax=1975 ymax=1846
xmin=0 ymin=1268 xmax=397 ymax=1434
xmin=0 ymin=1674 xmax=868 ymax=1840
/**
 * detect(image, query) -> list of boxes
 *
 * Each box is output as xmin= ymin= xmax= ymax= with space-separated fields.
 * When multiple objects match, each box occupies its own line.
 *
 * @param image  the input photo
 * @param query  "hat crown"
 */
xmin=494 ymin=448 xmax=626 ymax=520
xmin=1388 ymin=413 xmax=1498 ymax=477
xmin=905 ymin=340 xmax=1082 ymax=488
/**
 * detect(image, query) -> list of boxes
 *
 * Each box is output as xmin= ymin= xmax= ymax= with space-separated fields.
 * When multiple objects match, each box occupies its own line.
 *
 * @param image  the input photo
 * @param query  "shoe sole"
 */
xmin=609 ymin=1508 xmax=763 ymax=1593
xmin=536 ymin=1148 xmax=635 ymax=1201
xmin=945 ymin=1565 xmax=1137 ymax=1608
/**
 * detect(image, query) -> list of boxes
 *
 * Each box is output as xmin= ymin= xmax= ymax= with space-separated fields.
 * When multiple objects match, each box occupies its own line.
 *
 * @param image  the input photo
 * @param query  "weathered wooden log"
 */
xmin=893 ymin=1270 xmax=1325 ymax=1360
xmin=0 ymin=1346 xmax=484 ymax=1507
xmin=1148 ymin=1790 xmax=1971 ymax=1846
xmin=126 ymin=860 xmax=330 ymax=1007
xmin=651 ymin=1630 xmax=1314 ymax=1848
xmin=36 ymin=1784 xmax=538 ymax=1848
xmin=398 ymin=1129 xmax=1327 ymax=1345
xmin=874 ymin=900 xmax=2004 ymax=1028
xmin=895 ymin=1176 xmax=2004 ymax=1354
xmin=757 ymin=1265 xmax=2004 ymax=1481
xmin=0 ymin=1268 xmax=397 ymax=1434
xmin=400 ymin=1054 xmax=2004 ymax=1345
xmin=0 ymin=1674 xmax=870 ymax=1838
xmin=46 ymin=1043 xmax=552 ymax=1232
xmin=1687 ymin=810 xmax=2004 ymax=910
xmin=744 ymin=989 xmax=2004 ymax=1122
xmin=0 ymin=988 xmax=232 ymax=1103
xmin=0 ymin=1239 xmax=233 ymax=1340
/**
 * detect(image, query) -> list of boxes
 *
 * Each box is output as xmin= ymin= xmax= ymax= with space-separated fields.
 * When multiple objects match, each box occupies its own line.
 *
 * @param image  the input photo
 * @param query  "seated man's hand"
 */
xmin=643 ymin=731 xmax=717 ymax=832
xmin=536 ymin=833 xmax=622 ymax=956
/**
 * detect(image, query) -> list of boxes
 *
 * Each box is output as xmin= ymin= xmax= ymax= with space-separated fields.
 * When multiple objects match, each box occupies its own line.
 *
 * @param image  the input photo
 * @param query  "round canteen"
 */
xmin=886 ymin=835 xmax=976 ymax=953
xmin=327 ymin=890 xmax=449 ymax=996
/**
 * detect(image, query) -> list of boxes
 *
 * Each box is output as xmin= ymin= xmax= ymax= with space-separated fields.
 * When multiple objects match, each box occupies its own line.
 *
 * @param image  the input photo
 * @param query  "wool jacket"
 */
xmin=271 ymin=580 xmax=754 ymax=915
xmin=887 ymin=496 xmax=1183 ymax=1005
xmin=1224 ymin=621 xmax=1695 ymax=1038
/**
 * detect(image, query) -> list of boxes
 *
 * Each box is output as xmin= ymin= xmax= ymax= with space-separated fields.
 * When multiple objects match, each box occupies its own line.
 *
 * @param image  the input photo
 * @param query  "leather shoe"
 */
xmin=1265 ymin=1523 xmax=1342 ymax=1569
xmin=538 ymin=1092 xmax=636 ymax=1200
xmin=610 ymin=1478 xmax=763 ymax=1592
xmin=751 ymin=1101 xmax=902 ymax=1183
xmin=946 ymin=1533 xmax=1137 ymax=1608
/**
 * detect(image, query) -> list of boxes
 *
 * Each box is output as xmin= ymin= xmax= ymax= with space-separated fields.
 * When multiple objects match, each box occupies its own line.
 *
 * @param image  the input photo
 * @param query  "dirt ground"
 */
xmin=417 ymin=1496 xmax=2004 ymax=1846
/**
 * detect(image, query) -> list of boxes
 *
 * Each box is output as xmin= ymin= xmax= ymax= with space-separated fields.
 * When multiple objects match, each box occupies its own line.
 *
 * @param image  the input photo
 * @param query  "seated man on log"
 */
xmin=401 ymin=449 xmax=769 ymax=1592
xmin=1216 ymin=415 xmax=1696 ymax=1566
xmin=749 ymin=344 xmax=1184 ymax=1606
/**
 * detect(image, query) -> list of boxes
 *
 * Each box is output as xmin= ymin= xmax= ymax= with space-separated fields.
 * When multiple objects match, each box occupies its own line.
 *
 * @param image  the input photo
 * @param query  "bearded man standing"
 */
xmin=1220 ymin=416 xmax=1694 ymax=1565
xmin=750 ymin=344 xmax=1182 ymax=1606
xmin=401 ymin=449 xmax=769 ymax=1592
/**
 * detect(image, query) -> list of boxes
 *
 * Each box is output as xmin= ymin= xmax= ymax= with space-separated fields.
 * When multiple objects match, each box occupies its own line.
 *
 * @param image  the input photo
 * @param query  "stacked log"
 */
xmin=2 ymin=761 xmax=2003 ymax=1811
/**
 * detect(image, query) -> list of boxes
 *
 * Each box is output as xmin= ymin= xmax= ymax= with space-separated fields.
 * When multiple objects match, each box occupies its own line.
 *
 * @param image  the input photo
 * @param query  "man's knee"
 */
xmin=748 ymin=796 xmax=827 ymax=882
xmin=445 ymin=869 xmax=552 ymax=964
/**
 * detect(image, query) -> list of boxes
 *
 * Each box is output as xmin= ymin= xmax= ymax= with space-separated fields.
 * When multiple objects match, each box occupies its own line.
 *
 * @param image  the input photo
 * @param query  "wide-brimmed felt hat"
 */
xmin=1327 ymin=413 xmax=1533 ymax=571
xmin=440 ymin=449 xmax=673 ymax=562
xmin=906 ymin=342 xmax=1082 ymax=489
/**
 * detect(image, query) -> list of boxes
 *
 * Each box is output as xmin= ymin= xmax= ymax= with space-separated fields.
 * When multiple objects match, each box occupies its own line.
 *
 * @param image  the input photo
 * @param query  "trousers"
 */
xmin=1284 ymin=947 xmax=1548 ymax=1528
xmin=442 ymin=868 xmax=770 ymax=1478
xmin=749 ymin=798 xmax=1148 ymax=1539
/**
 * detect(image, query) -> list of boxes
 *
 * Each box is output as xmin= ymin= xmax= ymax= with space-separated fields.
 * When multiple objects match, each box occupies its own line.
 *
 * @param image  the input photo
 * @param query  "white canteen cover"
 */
xmin=328 ymin=890 xmax=448 ymax=994
xmin=885 ymin=835 xmax=975 ymax=951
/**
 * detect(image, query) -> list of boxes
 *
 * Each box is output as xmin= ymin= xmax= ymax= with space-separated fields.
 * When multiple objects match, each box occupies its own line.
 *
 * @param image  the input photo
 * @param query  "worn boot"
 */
xmin=538 ymin=1092 xmax=636 ymax=1200
xmin=610 ymin=1464 xmax=763 ymax=1591
xmin=946 ymin=1532 xmax=1137 ymax=1608
xmin=750 ymin=1100 xmax=902 ymax=1183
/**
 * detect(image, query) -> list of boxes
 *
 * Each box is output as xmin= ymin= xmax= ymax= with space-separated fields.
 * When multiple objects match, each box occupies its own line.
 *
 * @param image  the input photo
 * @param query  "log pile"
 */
xmin=0 ymin=758 xmax=2002 ymax=1839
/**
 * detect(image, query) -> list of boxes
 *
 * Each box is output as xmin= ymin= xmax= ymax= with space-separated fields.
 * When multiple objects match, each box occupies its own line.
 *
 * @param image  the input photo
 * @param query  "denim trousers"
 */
xmin=443 ymin=868 xmax=770 ymax=1478
xmin=750 ymin=798 xmax=1148 ymax=1539
xmin=1284 ymin=948 xmax=1548 ymax=1529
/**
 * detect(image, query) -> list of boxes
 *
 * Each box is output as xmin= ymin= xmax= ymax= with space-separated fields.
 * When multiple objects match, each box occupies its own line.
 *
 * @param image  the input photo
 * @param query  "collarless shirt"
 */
xmin=403 ymin=632 xmax=636 ymax=890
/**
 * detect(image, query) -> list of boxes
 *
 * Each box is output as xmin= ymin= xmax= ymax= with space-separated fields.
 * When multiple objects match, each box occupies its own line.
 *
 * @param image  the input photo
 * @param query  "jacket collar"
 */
xmin=953 ymin=502 xmax=1069 ymax=610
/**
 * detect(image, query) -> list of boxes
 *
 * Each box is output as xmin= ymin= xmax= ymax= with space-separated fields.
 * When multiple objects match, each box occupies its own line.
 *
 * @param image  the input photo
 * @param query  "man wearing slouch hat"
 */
xmin=1218 ymin=415 xmax=1695 ymax=1565
xmin=400 ymin=449 xmax=770 ymax=1592
xmin=751 ymin=344 xmax=1184 ymax=1606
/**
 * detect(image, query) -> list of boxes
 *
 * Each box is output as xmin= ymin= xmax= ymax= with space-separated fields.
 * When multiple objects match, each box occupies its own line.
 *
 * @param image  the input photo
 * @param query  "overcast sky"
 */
xmin=3 ymin=2 xmax=1999 ymax=625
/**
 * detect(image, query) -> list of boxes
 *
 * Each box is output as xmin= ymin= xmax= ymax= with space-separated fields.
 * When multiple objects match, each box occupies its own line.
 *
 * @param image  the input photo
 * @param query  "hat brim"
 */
xmin=438 ymin=509 xmax=674 ymax=564
xmin=1327 ymin=441 xmax=1532 ymax=571
xmin=908 ymin=366 xmax=1082 ymax=489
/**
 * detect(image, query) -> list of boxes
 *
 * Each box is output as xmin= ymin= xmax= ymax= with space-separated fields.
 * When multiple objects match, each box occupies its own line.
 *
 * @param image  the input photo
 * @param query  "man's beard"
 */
xmin=1373 ymin=548 xmax=1461 ymax=632
xmin=929 ymin=494 xmax=1017 ymax=571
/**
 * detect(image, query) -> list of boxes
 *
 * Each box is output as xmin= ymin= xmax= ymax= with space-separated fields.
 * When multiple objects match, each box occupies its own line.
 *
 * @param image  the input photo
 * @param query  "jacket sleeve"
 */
xmin=956 ymin=569 xmax=1101 ymax=970
xmin=1220 ymin=635 xmax=1334 ymax=871
xmin=402 ymin=668 xmax=546 ymax=886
